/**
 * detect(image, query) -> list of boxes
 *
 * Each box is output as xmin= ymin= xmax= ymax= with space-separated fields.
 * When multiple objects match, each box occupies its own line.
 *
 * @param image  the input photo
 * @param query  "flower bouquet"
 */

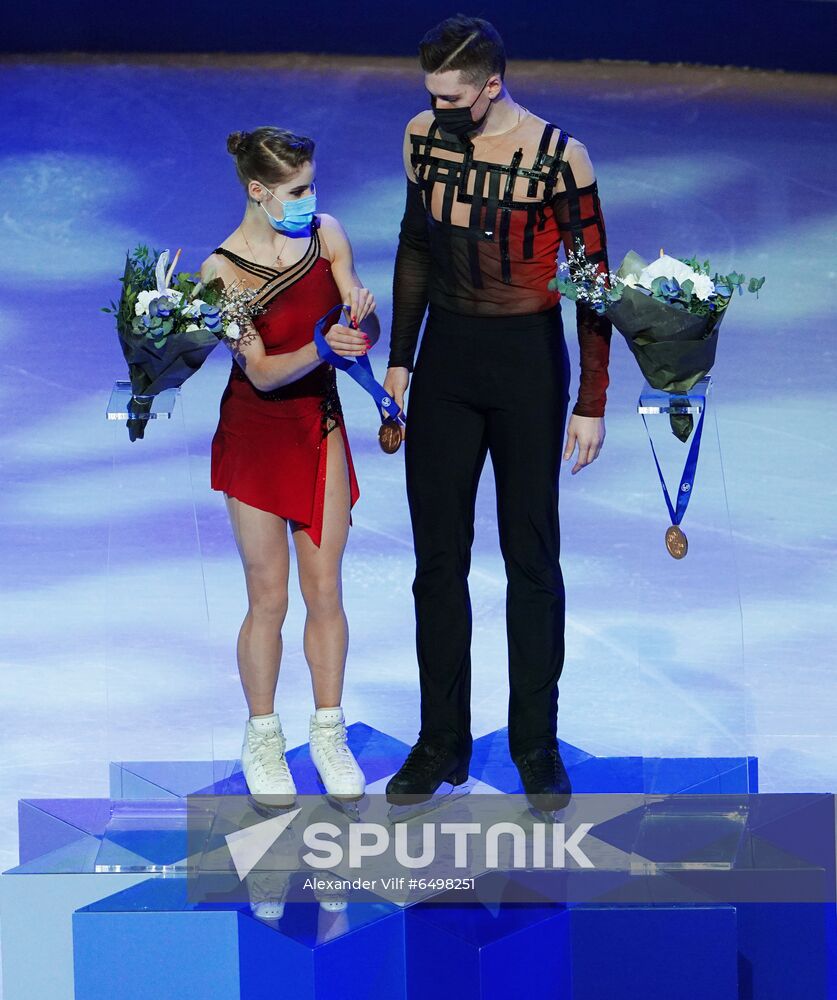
xmin=550 ymin=246 xmax=765 ymax=441
xmin=103 ymin=246 xmax=261 ymax=440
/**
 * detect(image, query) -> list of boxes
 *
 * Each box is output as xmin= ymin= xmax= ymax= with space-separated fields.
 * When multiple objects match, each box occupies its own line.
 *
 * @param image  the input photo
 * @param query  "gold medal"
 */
xmin=665 ymin=525 xmax=688 ymax=559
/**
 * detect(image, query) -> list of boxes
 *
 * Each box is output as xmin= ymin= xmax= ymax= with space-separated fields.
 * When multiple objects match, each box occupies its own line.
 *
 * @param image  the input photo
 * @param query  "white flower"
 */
xmin=640 ymin=254 xmax=695 ymax=285
xmin=638 ymin=254 xmax=715 ymax=300
xmin=184 ymin=323 xmax=201 ymax=333
xmin=134 ymin=288 xmax=185 ymax=316
xmin=688 ymin=272 xmax=715 ymax=300
xmin=135 ymin=289 xmax=157 ymax=316
xmin=619 ymin=273 xmax=640 ymax=289
xmin=225 ymin=322 xmax=241 ymax=341
xmin=184 ymin=298 xmax=205 ymax=318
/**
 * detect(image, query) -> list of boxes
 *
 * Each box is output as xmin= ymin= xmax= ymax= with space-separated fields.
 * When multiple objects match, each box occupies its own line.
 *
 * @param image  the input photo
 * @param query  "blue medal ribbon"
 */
xmin=313 ymin=303 xmax=404 ymax=423
xmin=640 ymin=394 xmax=707 ymax=528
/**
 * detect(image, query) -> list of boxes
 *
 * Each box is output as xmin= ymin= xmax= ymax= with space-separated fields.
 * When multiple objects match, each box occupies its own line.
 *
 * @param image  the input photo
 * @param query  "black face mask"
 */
xmin=431 ymin=78 xmax=490 ymax=139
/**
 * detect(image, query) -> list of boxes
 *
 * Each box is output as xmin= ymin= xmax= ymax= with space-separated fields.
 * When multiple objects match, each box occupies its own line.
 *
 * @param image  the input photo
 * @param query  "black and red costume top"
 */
xmin=388 ymin=110 xmax=612 ymax=417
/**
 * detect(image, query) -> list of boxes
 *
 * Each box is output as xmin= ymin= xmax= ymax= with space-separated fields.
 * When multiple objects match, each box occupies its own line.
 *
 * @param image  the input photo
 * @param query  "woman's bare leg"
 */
xmin=225 ymin=496 xmax=291 ymax=716
xmin=292 ymin=425 xmax=352 ymax=708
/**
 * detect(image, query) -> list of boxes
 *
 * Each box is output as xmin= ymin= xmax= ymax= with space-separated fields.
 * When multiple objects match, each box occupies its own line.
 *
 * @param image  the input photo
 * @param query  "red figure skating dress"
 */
xmin=210 ymin=219 xmax=360 ymax=547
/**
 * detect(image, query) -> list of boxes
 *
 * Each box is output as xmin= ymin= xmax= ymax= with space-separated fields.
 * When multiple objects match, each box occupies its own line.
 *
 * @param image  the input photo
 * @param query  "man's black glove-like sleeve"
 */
xmin=388 ymin=179 xmax=431 ymax=372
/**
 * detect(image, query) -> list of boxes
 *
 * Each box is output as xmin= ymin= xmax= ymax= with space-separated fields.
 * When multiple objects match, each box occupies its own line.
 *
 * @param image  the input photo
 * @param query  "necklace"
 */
xmin=239 ymin=223 xmax=288 ymax=268
xmin=473 ymin=104 xmax=527 ymax=141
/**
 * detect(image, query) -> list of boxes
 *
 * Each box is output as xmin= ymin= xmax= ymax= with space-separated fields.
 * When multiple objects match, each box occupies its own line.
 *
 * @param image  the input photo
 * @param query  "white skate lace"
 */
xmin=250 ymin=730 xmax=292 ymax=782
xmin=314 ymin=722 xmax=359 ymax=778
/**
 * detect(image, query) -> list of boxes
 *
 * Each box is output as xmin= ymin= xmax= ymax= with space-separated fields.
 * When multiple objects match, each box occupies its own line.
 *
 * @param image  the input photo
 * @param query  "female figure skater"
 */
xmin=201 ymin=126 xmax=378 ymax=803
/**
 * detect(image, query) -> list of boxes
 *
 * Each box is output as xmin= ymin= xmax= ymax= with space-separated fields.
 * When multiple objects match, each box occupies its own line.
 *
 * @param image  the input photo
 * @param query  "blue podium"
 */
xmin=3 ymin=721 xmax=835 ymax=1000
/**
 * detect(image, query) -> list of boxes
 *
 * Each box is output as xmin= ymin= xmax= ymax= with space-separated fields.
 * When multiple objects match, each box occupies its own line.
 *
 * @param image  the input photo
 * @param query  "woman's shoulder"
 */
xmin=200 ymin=242 xmax=241 ymax=284
xmin=317 ymin=212 xmax=345 ymax=234
xmin=316 ymin=213 xmax=350 ymax=261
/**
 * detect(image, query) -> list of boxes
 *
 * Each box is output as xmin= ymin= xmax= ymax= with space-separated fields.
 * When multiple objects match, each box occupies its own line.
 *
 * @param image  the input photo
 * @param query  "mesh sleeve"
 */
xmin=387 ymin=179 xmax=431 ymax=371
xmin=552 ymin=157 xmax=613 ymax=418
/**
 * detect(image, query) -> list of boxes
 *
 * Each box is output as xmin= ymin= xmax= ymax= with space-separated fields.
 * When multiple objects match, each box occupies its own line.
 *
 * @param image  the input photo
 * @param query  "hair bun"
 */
xmin=226 ymin=130 xmax=250 ymax=155
xmin=227 ymin=126 xmax=315 ymax=191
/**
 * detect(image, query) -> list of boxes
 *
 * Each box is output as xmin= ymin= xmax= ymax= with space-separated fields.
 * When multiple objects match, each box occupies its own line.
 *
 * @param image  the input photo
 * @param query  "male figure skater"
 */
xmin=382 ymin=15 xmax=612 ymax=809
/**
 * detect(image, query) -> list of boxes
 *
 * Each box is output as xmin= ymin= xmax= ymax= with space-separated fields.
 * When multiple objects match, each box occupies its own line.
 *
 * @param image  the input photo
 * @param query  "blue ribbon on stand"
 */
xmin=313 ymin=303 xmax=404 ymax=424
xmin=640 ymin=389 xmax=707 ymax=530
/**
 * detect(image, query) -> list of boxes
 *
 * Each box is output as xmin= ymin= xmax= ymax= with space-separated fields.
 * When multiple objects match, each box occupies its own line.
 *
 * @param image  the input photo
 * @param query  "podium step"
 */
xmin=73 ymin=875 xmax=406 ymax=1000
xmin=6 ymin=723 xmax=833 ymax=1000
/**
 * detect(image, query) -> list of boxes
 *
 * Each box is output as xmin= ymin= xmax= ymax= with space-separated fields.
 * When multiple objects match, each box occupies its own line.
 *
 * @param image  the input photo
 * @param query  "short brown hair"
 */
xmin=418 ymin=15 xmax=506 ymax=85
xmin=226 ymin=126 xmax=315 ymax=193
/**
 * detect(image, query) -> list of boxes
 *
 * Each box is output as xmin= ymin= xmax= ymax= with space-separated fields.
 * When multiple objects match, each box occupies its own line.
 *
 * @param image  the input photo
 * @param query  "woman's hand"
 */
xmin=346 ymin=286 xmax=376 ymax=326
xmin=563 ymin=414 xmax=605 ymax=475
xmin=323 ymin=322 xmax=369 ymax=358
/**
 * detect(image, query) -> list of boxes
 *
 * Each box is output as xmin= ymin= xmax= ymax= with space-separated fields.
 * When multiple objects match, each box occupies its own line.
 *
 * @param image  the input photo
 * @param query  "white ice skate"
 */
xmin=240 ymin=713 xmax=297 ymax=807
xmin=309 ymin=707 xmax=366 ymax=800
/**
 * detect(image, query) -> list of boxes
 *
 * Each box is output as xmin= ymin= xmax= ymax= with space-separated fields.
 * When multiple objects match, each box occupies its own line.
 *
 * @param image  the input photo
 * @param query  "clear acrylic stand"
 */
xmin=97 ymin=380 xmax=220 ymax=872
xmin=633 ymin=376 xmax=749 ymax=781
xmin=628 ymin=375 xmax=752 ymax=869
xmin=636 ymin=377 xmax=708 ymax=416
xmin=106 ymin=381 xmax=179 ymax=424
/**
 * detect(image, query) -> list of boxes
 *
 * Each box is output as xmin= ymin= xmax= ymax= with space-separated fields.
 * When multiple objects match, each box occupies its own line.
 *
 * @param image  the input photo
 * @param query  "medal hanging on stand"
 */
xmin=640 ymin=399 xmax=707 ymax=559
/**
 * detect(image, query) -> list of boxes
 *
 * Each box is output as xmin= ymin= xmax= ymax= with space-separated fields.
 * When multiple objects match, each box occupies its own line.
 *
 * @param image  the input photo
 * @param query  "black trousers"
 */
xmin=405 ymin=304 xmax=571 ymax=760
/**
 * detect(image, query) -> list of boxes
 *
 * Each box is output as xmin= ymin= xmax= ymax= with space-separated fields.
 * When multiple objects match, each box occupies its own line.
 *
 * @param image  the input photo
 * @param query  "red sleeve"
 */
xmin=552 ymin=177 xmax=613 ymax=418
